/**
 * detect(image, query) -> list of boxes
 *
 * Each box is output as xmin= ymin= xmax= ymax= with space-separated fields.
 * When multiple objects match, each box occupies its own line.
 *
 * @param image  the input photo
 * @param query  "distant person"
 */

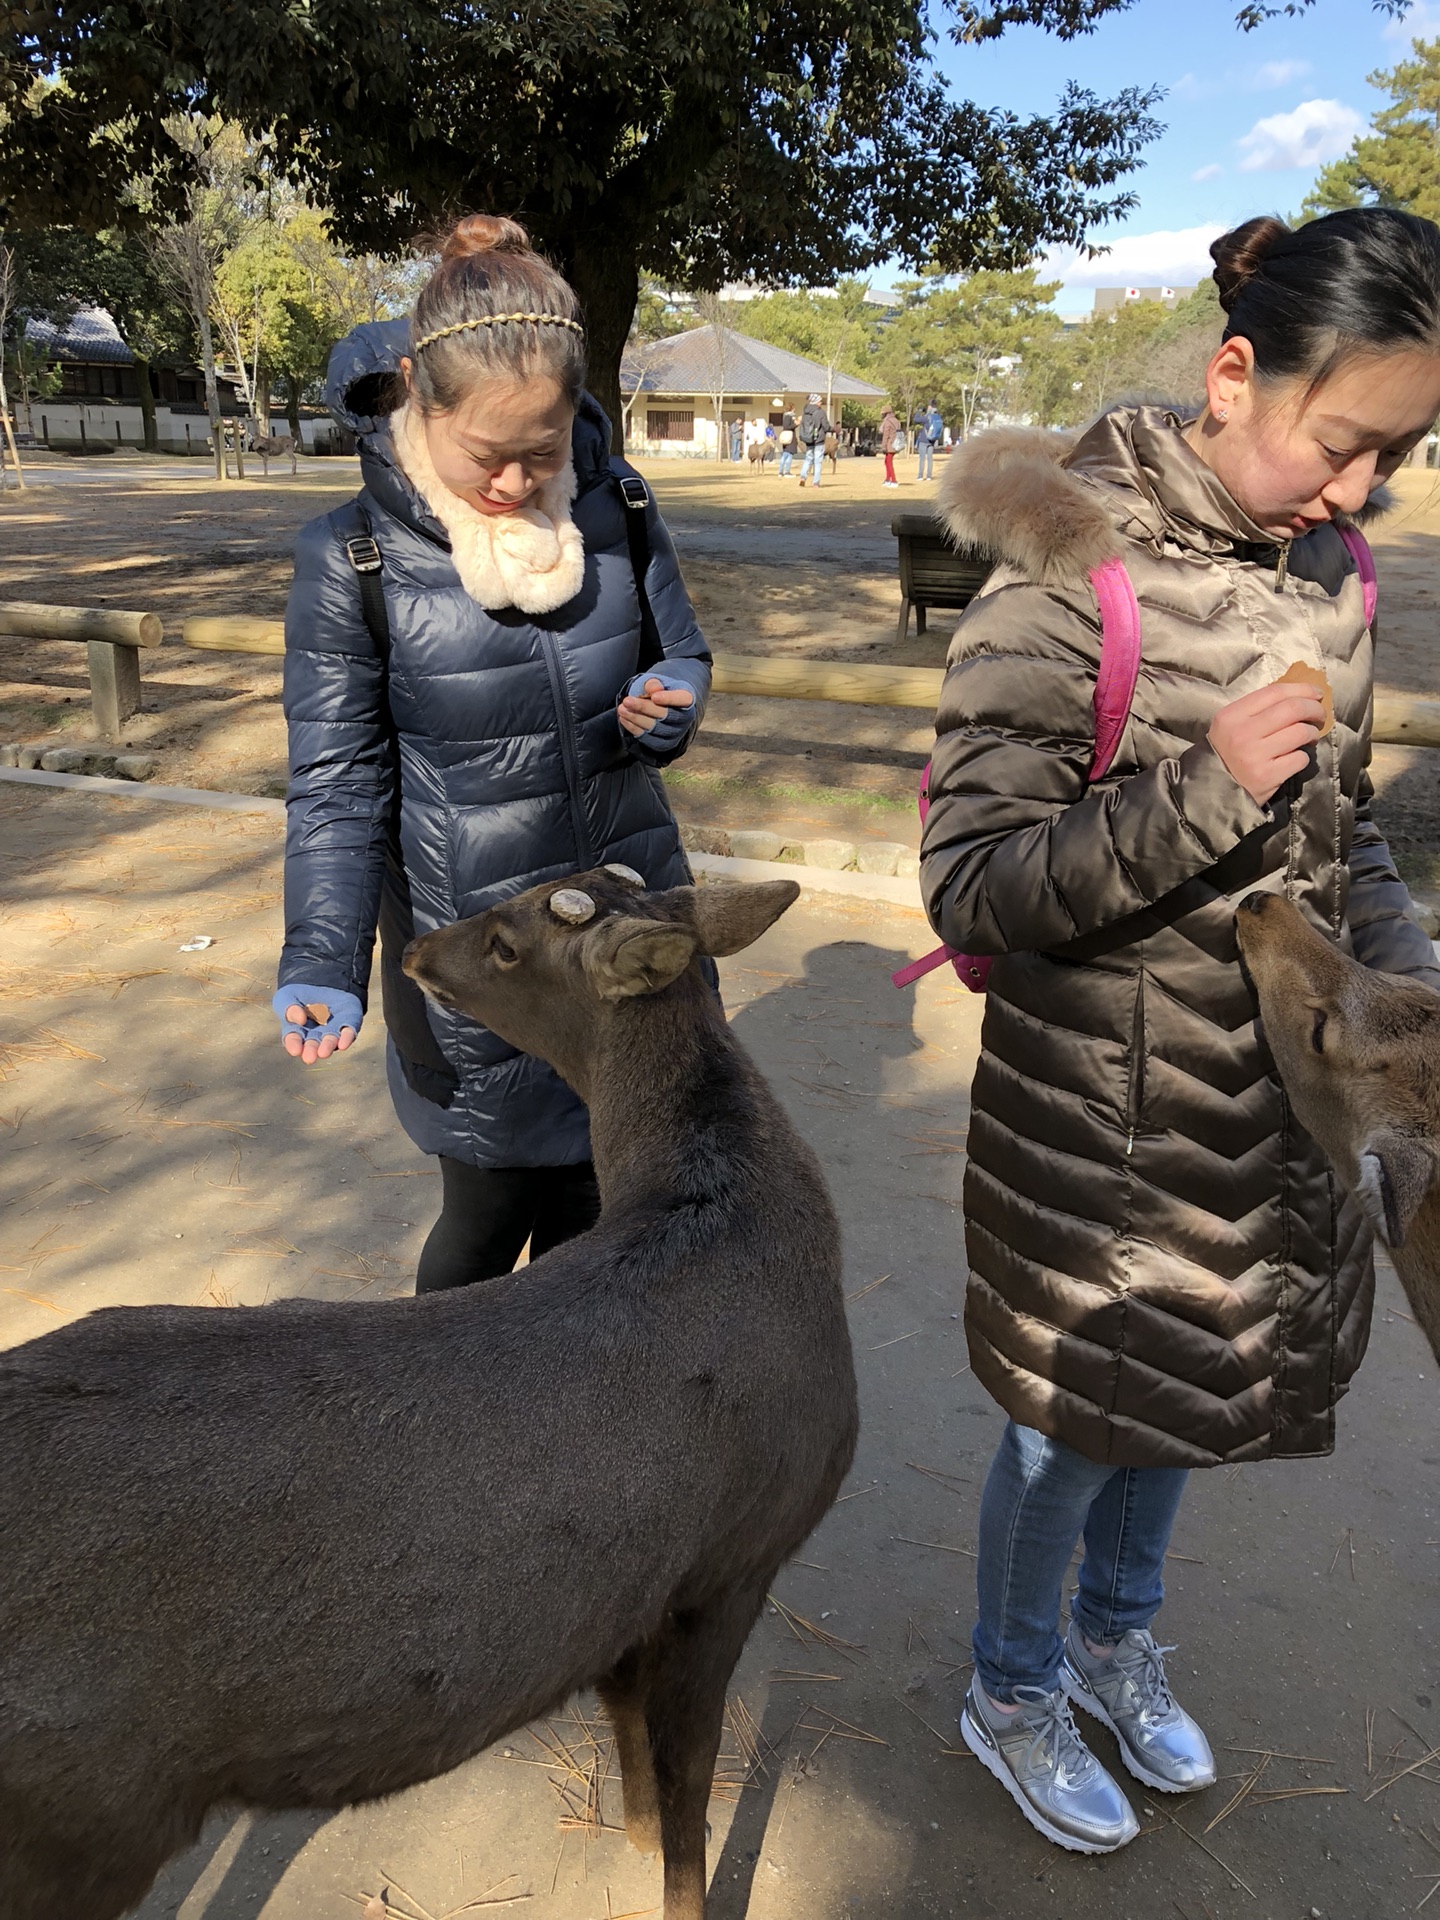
xmin=797 ymin=393 xmax=831 ymax=488
xmin=728 ymin=417 xmax=742 ymax=462
xmin=922 ymin=206 xmax=1440 ymax=1855
xmin=880 ymin=406 xmax=901 ymax=487
xmin=778 ymin=407 xmax=796 ymax=477
xmin=273 ymin=213 xmax=709 ymax=1289
xmin=915 ymin=401 xmax=942 ymax=480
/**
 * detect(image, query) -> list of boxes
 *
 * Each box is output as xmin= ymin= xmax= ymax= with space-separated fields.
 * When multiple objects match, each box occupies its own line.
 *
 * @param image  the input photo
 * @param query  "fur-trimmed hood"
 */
xmin=938 ymin=405 xmax=1394 ymax=588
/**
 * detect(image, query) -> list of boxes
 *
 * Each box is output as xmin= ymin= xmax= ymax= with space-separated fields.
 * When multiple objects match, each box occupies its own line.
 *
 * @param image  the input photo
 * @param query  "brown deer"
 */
xmin=0 ymin=870 xmax=856 ymax=1920
xmin=1236 ymin=890 xmax=1440 ymax=1362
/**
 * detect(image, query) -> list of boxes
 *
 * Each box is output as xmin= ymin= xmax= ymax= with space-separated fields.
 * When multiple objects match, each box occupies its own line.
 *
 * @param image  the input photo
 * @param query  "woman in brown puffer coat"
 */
xmin=921 ymin=209 xmax=1440 ymax=1855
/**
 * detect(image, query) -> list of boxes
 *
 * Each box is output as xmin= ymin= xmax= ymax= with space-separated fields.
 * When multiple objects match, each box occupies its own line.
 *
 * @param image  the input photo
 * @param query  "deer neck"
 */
xmin=575 ymin=975 xmax=760 ymax=1214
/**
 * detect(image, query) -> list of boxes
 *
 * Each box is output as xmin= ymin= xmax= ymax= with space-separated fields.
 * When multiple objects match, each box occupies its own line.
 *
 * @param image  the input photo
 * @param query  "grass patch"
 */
xmin=662 ymin=767 xmax=912 ymax=815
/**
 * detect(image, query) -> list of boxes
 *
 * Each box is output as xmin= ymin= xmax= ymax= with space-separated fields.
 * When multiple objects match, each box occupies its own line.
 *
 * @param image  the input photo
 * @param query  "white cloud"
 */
xmin=1248 ymin=58 xmax=1312 ymax=90
xmin=1191 ymin=162 xmax=1224 ymax=182
xmin=1237 ymin=98 xmax=1364 ymax=172
xmin=1385 ymin=0 xmax=1440 ymax=38
xmin=1044 ymin=224 xmax=1227 ymax=292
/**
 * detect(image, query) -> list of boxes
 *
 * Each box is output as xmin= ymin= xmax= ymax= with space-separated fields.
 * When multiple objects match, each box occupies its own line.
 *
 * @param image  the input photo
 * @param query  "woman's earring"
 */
xmin=1216 ymin=408 xmax=1230 ymax=421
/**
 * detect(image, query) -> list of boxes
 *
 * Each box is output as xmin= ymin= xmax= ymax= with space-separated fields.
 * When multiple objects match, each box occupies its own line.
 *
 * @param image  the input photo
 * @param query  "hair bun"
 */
xmin=440 ymin=214 xmax=533 ymax=263
xmin=1211 ymin=216 xmax=1290 ymax=313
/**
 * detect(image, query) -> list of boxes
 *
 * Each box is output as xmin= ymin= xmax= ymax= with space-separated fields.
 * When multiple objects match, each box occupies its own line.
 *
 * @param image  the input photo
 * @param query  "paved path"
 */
xmin=1 ymin=782 xmax=1437 ymax=1919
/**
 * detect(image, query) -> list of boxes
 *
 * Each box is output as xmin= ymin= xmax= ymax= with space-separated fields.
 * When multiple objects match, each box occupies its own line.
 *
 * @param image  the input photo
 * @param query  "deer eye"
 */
xmin=1311 ymin=1008 xmax=1327 ymax=1055
xmin=490 ymin=932 xmax=518 ymax=966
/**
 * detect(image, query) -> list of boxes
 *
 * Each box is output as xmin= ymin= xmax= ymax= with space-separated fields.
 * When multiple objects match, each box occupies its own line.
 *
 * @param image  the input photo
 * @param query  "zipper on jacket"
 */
xmin=538 ymin=629 xmax=597 ymax=870
xmin=1274 ymin=546 xmax=1289 ymax=593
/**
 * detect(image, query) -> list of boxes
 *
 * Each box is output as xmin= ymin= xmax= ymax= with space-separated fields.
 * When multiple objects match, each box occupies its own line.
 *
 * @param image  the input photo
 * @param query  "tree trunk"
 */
xmin=567 ymin=237 xmax=639 ymax=455
xmin=257 ymin=371 xmax=271 ymax=437
xmin=134 ymin=355 xmax=158 ymax=453
xmin=284 ymin=371 xmax=301 ymax=439
xmin=197 ymin=307 xmax=225 ymax=482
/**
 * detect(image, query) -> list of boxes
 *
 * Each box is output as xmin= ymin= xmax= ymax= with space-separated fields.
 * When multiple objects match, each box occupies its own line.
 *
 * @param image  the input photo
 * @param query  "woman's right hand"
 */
xmin=1208 ymin=682 xmax=1325 ymax=805
xmin=271 ymin=986 xmax=363 ymax=1065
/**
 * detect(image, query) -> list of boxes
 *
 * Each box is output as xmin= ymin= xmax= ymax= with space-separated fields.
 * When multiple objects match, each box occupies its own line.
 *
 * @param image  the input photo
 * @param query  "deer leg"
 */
xmin=599 ymin=1650 xmax=662 ymax=1855
xmin=646 ymin=1582 xmax=767 ymax=1920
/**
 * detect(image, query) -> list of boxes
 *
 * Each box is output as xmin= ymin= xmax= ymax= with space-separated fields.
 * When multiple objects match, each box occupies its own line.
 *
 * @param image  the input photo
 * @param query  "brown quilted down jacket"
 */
xmin=921 ymin=405 xmax=1440 ymax=1469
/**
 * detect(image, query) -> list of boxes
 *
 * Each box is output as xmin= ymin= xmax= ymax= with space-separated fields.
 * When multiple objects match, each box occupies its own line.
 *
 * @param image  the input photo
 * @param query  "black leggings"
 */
xmin=415 ymin=1157 xmax=602 ymax=1293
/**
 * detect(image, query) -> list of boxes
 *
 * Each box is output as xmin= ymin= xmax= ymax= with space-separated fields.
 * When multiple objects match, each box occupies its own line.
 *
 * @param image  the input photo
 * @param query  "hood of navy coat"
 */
xmin=324 ymin=318 xmax=616 ymax=546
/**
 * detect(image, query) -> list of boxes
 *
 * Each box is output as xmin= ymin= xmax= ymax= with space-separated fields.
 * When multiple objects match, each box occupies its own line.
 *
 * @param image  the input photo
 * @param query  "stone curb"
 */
xmin=689 ymin=851 xmax=924 ymax=911
xmin=11 ymin=766 xmax=1429 ymax=944
xmin=0 ymin=767 xmax=928 ymax=911
xmin=0 ymin=765 xmax=287 ymax=817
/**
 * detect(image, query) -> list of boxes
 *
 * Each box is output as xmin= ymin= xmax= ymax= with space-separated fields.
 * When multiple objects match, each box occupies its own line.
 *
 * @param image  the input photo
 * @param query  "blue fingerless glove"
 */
xmin=272 ymin=984 xmax=364 ymax=1047
xmin=622 ymin=671 xmax=697 ymax=754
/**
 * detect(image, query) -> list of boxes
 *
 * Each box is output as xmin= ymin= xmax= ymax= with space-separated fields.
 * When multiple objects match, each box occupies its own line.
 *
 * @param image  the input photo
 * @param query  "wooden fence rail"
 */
xmin=5 ymin=601 xmax=1440 ymax=750
xmin=176 ymin=615 xmax=1440 ymax=749
xmin=0 ymin=600 xmax=163 ymax=738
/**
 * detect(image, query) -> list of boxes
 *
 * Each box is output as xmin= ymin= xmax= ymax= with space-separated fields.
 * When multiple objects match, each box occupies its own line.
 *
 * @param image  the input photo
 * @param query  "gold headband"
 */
xmin=413 ymin=312 xmax=585 ymax=352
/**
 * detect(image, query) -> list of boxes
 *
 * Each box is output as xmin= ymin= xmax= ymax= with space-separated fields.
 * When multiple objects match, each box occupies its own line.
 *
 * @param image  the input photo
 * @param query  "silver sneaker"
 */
xmin=960 ymin=1679 xmax=1140 ymax=1854
xmin=1061 ymin=1622 xmax=1216 ymax=1793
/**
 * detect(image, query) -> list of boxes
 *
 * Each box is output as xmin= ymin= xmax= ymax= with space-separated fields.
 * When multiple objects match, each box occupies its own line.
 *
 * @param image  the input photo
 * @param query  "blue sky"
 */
xmin=932 ymin=0 xmax=1440 ymax=310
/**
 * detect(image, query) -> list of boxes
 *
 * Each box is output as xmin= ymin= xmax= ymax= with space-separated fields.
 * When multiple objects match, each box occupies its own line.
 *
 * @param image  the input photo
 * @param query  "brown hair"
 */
xmin=409 ymin=215 xmax=586 ymax=413
xmin=1210 ymin=208 xmax=1440 ymax=387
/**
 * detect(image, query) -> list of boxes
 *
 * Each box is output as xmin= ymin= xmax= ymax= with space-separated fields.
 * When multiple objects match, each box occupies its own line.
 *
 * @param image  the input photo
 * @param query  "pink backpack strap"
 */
xmin=893 ymin=556 xmax=1142 ymax=994
xmin=1087 ymin=555 xmax=1142 ymax=784
xmin=1336 ymin=524 xmax=1378 ymax=628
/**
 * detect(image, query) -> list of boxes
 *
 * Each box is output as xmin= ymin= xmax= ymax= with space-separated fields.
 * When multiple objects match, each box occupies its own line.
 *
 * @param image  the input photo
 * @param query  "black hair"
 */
xmin=1211 ymin=207 xmax=1440 ymax=388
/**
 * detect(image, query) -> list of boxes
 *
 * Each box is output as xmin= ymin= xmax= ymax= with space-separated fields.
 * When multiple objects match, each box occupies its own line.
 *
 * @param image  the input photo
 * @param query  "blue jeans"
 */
xmin=973 ymin=1422 xmax=1189 ymax=1701
xmin=916 ymin=439 xmax=935 ymax=480
xmin=778 ymin=447 xmax=793 ymax=477
xmin=801 ymin=442 xmax=825 ymax=484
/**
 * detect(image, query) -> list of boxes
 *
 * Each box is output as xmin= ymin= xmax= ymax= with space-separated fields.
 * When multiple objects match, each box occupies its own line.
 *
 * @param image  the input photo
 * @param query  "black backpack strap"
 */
xmin=615 ymin=471 xmax=664 ymax=676
xmin=329 ymin=497 xmax=390 ymax=657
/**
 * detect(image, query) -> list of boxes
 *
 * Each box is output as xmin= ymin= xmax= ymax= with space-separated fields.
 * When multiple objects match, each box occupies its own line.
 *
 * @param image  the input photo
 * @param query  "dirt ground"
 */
xmin=4 ymin=449 xmax=1437 ymax=876
xmin=2 ymin=779 xmax=1438 ymax=1920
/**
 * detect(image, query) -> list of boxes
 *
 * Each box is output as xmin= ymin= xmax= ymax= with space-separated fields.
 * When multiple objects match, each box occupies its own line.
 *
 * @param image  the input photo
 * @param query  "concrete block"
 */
xmin=16 ymin=746 xmax=42 ymax=769
xmin=0 ymin=744 xmax=18 ymax=767
xmin=803 ymin=838 xmax=858 ymax=871
xmin=729 ymin=829 xmax=784 ymax=862
xmin=1413 ymin=899 xmax=1440 ymax=938
xmin=777 ymin=843 xmax=806 ymax=864
xmin=893 ymin=848 xmax=921 ymax=879
xmin=113 ymin=754 xmax=158 ymax=782
xmin=855 ymin=841 xmax=903 ymax=876
xmin=39 ymin=748 xmax=96 ymax=773
xmin=680 ymin=822 xmax=731 ymax=856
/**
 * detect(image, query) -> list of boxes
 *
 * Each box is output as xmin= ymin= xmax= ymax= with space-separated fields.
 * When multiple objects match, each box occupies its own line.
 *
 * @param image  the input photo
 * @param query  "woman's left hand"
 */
xmin=618 ymin=675 xmax=696 ymax=740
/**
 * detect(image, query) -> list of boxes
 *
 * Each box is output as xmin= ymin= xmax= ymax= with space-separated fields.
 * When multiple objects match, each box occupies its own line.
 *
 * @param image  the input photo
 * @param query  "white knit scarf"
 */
xmin=390 ymin=402 xmax=586 ymax=615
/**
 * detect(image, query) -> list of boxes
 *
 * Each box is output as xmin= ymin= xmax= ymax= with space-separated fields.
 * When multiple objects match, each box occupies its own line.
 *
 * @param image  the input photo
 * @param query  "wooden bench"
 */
xmin=892 ymin=513 xmax=992 ymax=643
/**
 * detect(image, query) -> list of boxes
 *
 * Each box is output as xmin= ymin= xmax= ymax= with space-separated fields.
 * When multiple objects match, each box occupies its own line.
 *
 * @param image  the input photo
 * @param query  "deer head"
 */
xmin=402 ymin=869 xmax=799 ymax=1093
xmin=1236 ymin=891 xmax=1440 ymax=1252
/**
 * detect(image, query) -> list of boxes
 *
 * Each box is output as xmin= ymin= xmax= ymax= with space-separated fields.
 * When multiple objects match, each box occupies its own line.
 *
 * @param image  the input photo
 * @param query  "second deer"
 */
xmin=1236 ymin=889 xmax=1440 ymax=1363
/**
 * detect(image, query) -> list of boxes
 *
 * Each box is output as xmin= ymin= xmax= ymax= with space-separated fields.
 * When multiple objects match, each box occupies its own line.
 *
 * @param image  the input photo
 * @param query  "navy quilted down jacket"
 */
xmin=278 ymin=319 xmax=711 ymax=1168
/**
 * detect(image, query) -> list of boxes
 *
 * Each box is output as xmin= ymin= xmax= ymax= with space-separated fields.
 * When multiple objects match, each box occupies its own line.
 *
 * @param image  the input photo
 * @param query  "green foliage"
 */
xmin=1016 ymin=282 xmax=1223 ymax=427
xmin=1301 ymin=35 xmax=1440 ymax=222
xmin=0 ymin=0 xmax=1164 ymax=435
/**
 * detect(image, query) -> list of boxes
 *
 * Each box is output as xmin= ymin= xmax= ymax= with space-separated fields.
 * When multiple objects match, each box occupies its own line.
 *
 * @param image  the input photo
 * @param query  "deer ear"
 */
xmin=1355 ymin=1131 xmax=1437 ymax=1250
xmin=690 ymin=881 xmax=800 ymax=957
xmin=584 ymin=919 xmax=697 ymax=1001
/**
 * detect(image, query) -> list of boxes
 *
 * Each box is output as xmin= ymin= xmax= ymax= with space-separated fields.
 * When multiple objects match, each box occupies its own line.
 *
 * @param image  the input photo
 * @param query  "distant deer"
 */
xmin=1236 ymin=890 xmax=1440 ymax=1363
xmin=248 ymin=428 xmax=298 ymax=475
xmin=0 ymin=870 xmax=857 ymax=1920
xmin=746 ymin=438 xmax=774 ymax=472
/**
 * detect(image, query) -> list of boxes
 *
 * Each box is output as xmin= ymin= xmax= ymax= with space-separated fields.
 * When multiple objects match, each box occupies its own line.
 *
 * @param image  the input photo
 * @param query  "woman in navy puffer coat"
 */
xmin=275 ymin=216 xmax=710 ymax=1287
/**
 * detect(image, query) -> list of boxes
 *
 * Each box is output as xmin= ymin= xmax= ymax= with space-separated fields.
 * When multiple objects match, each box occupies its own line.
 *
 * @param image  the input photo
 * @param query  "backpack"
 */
xmin=893 ymin=526 xmax=1378 ymax=994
